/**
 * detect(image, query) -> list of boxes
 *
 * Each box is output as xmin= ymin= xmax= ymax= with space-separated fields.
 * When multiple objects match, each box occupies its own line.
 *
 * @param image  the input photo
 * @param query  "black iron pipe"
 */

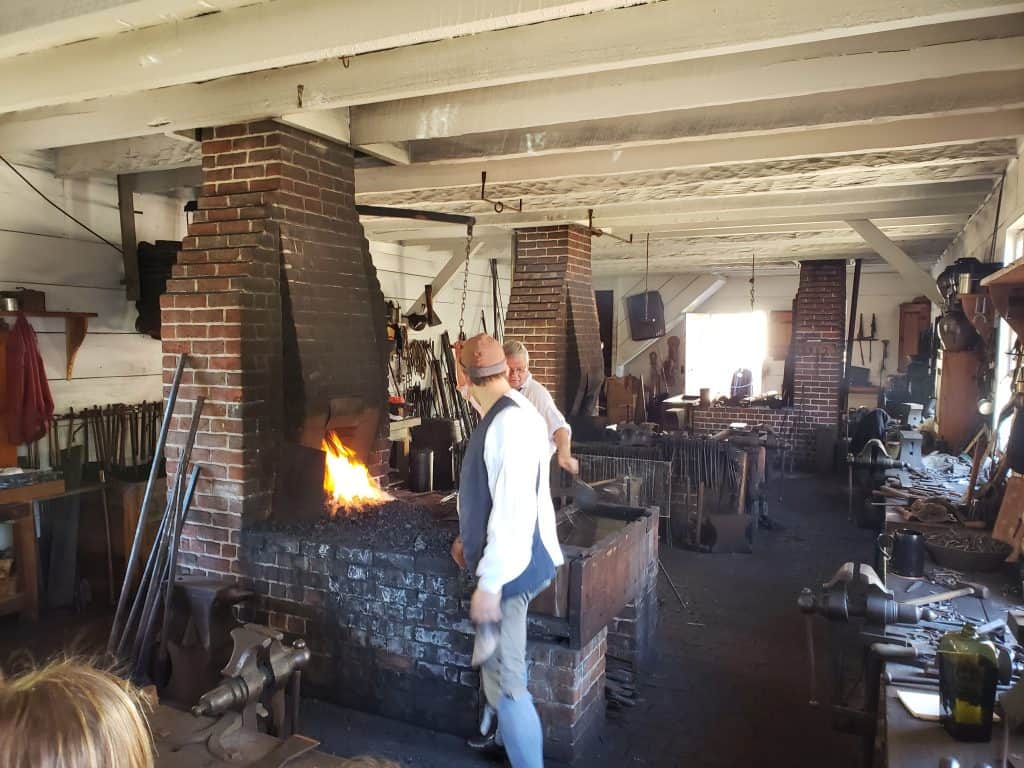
xmin=108 ymin=353 xmax=186 ymax=656
xmin=130 ymin=396 xmax=204 ymax=677
xmin=355 ymin=204 xmax=475 ymax=228
xmin=842 ymin=259 xmax=863 ymax=415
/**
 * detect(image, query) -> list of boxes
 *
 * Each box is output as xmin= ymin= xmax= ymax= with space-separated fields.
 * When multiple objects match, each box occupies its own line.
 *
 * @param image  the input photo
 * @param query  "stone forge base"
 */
xmin=240 ymin=528 xmax=612 ymax=759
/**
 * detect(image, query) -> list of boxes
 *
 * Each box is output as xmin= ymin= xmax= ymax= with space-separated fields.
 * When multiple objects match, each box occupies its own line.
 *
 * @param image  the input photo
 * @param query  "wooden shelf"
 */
xmin=0 ymin=310 xmax=98 ymax=378
xmin=981 ymin=258 xmax=1024 ymax=288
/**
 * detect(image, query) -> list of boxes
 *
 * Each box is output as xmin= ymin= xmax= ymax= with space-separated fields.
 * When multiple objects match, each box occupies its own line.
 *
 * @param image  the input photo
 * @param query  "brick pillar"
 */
xmin=791 ymin=260 xmax=847 ymax=462
xmin=505 ymin=225 xmax=604 ymax=415
xmin=161 ymin=121 xmax=388 ymax=577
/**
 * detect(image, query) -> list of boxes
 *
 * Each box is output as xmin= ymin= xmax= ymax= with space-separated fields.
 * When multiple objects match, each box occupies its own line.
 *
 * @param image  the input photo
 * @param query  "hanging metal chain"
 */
xmin=749 ymin=251 xmax=756 ymax=310
xmin=458 ymin=223 xmax=474 ymax=341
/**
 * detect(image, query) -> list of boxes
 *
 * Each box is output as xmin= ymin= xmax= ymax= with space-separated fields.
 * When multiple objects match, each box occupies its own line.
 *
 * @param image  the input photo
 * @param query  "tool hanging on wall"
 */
xmin=480 ymin=171 xmax=522 ymax=213
xmin=490 ymin=258 xmax=505 ymax=342
xmin=857 ymin=314 xmax=866 ymax=365
xmin=869 ymin=313 xmax=877 ymax=362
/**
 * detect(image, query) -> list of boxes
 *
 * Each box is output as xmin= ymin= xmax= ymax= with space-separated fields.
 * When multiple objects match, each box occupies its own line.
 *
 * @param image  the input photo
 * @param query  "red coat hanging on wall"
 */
xmin=4 ymin=313 xmax=54 ymax=445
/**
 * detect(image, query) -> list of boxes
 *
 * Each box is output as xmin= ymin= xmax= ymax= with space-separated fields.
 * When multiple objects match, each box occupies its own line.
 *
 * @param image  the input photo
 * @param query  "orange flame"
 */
xmin=322 ymin=432 xmax=391 ymax=507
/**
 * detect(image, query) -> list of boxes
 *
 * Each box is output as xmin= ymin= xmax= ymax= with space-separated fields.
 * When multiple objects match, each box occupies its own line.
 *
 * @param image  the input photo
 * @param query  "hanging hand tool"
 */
xmin=857 ymin=314 xmax=866 ymax=366
xmin=869 ymin=313 xmax=877 ymax=362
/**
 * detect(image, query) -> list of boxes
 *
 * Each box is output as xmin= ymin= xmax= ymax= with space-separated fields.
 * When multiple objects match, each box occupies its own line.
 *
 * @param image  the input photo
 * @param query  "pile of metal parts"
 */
xmin=106 ymin=355 xmax=205 ymax=680
xmin=798 ymin=562 xmax=1024 ymax=768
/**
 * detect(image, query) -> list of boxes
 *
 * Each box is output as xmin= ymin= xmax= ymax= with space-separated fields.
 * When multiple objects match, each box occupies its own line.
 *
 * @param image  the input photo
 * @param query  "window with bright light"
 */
xmin=684 ymin=311 xmax=768 ymax=397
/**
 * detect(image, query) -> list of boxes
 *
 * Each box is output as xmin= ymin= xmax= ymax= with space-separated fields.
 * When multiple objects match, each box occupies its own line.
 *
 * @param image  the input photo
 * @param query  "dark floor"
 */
xmin=0 ymin=474 xmax=873 ymax=767
xmin=302 ymin=473 xmax=873 ymax=768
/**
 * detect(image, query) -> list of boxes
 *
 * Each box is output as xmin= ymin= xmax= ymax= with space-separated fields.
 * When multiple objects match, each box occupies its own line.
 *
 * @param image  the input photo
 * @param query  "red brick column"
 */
xmin=791 ymin=260 xmax=847 ymax=462
xmin=161 ymin=121 xmax=388 ymax=578
xmin=505 ymin=225 xmax=604 ymax=415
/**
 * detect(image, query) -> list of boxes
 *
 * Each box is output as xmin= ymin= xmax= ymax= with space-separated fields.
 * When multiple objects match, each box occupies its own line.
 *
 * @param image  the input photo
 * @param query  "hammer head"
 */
xmin=961 ymin=581 xmax=991 ymax=600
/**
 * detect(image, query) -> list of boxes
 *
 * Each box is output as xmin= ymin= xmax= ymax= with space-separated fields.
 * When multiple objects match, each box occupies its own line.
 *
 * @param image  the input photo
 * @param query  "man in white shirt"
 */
xmin=503 ymin=339 xmax=579 ymax=475
xmin=451 ymin=333 xmax=564 ymax=768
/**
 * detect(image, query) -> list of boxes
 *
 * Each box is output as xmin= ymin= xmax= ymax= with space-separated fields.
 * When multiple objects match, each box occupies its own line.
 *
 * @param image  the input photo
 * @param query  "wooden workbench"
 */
xmin=0 ymin=478 xmax=113 ymax=621
xmin=883 ymin=569 xmax=1024 ymax=767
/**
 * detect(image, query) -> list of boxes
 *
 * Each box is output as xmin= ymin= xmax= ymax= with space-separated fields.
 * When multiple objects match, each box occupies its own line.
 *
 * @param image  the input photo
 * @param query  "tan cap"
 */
xmin=459 ymin=333 xmax=508 ymax=378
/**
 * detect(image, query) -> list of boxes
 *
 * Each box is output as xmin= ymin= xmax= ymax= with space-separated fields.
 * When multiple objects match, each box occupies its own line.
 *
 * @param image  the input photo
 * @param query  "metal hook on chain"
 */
xmin=458 ymin=224 xmax=474 ymax=342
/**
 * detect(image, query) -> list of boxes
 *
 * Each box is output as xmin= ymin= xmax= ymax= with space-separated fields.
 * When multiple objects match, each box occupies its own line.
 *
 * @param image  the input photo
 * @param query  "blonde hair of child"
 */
xmin=0 ymin=658 xmax=154 ymax=768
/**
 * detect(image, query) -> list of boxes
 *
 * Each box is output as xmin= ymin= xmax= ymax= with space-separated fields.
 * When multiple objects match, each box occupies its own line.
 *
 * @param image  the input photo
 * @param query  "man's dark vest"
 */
xmin=458 ymin=395 xmax=555 ymax=598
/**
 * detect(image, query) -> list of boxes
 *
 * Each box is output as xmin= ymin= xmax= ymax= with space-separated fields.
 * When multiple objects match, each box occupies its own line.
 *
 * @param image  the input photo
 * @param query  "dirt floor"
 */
xmin=303 ymin=473 xmax=872 ymax=767
xmin=0 ymin=473 xmax=872 ymax=767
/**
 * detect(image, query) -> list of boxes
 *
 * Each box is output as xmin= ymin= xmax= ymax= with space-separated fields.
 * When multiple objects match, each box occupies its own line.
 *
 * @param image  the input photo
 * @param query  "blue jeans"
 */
xmin=480 ymin=591 xmax=544 ymax=767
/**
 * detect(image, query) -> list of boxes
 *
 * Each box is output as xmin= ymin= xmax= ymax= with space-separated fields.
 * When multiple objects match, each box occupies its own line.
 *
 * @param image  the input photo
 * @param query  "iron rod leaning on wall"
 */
xmin=841 ymin=259 xmax=863 ymax=416
xmin=130 ymin=396 xmax=204 ymax=678
xmin=155 ymin=464 xmax=201 ymax=675
xmin=107 ymin=353 xmax=187 ymax=656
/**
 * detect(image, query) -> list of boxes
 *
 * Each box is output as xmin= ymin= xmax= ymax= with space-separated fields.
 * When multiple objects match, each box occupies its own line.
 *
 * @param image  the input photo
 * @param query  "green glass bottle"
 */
xmin=938 ymin=624 xmax=999 ymax=742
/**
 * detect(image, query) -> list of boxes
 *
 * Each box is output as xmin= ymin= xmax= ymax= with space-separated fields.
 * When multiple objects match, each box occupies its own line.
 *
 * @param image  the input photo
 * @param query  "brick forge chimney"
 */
xmin=504 ymin=225 xmax=605 ymax=416
xmin=160 ymin=121 xmax=389 ymax=578
xmin=790 ymin=259 xmax=847 ymax=462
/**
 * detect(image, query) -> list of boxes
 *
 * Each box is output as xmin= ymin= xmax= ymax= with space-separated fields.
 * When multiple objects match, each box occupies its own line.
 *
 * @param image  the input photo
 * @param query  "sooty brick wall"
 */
xmin=240 ymin=528 xmax=611 ymax=759
xmin=162 ymin=121 xmax=389 ymax=578
xmin=505 ymin=225 xmax=604 ymax=416
xmin=241 ymin=528 xmax=480 ymax=736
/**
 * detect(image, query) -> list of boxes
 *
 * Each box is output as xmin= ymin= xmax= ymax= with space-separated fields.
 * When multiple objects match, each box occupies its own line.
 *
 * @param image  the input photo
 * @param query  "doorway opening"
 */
xmin=684 ymin=311 xmax=768 ymax=397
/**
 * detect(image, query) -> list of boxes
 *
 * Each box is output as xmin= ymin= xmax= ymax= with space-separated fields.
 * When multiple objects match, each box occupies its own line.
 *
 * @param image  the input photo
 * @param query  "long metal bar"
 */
xmin=355 ymin=204 xmax=475 ymax=227
xmin=131 ymin=396 xmax=204 ymax=677
xmin=108 ymin=353 xmax=186 ymax=656
xmin=156 ymin=464 xmax=201 ymax=668
xmin=116 ymin=485 xmax=176 ymax=658
xmin=842 ymin=259 xmax=863 ymax=415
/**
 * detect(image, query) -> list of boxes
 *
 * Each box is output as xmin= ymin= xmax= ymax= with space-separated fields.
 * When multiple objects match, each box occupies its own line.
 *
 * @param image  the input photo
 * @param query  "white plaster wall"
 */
xmin=595 ymin=265 xmax=927 ymax=395
xmin=369 ymin=237 xmax=513 ymax=376
xmin=0 ymin=154 xmax=187 ymax=419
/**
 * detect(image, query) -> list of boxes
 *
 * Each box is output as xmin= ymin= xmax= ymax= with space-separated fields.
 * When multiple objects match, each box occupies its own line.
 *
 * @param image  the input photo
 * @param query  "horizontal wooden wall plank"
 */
xmin=36 ymin=330 xmax=160 ymax=381
xmin=48 ymin=374 xmax=163 ymax=412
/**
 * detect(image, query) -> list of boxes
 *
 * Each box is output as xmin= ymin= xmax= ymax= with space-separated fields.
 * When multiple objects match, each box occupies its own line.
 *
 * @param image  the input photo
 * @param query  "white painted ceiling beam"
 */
xmin=351 ymin=37 xmax=1024 ymax=144
xmin=406 ymin=70 xmax=1024 ymax=164
xmin=55 ymin=133 xmax=200 ymax=177
xmin=0 ymin=0 xmax=653 ymax=114
xmin=405 ymin=180 xmax=994 ymax=228
xmin=361 ymin=196 xmax=989 ymax=242
xmin=277 ymin=109 xmax=351 ymax=146
xmin=359 ymin=143 xmax=1017 ymax=205
xmin=358 ymin=143 xmax=411 ymax=166
xmin=0 ymin=0 xmax=261 ymax=58
xmin=846 ymin=218 xmax=946 ymax=304
xmin=353 ymin=109 xmax=1024 ymax=195
xmin=0 ymin=1 xmax=1020 ymax=150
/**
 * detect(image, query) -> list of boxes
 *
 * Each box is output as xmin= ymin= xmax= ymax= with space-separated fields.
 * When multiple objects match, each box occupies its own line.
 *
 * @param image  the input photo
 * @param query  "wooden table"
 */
xmin=0 ymin=479 xmax=113 ymax=620
xmin=883 ymin=569 xmax=1023 ymax=767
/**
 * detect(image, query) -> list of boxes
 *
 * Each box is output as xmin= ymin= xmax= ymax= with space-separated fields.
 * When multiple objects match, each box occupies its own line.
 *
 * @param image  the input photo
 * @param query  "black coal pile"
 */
xmin=259 ymin=498 xmax=456 ymax=556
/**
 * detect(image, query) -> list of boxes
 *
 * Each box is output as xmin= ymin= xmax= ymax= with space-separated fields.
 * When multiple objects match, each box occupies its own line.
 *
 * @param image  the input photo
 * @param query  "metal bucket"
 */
xmin=409 ymin=448 xmax=434 ymax=492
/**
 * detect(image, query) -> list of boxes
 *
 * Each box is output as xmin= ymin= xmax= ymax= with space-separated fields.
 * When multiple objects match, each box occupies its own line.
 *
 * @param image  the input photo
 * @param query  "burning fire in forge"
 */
xmin=322 ymin=431 xmax=391 ymax=509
